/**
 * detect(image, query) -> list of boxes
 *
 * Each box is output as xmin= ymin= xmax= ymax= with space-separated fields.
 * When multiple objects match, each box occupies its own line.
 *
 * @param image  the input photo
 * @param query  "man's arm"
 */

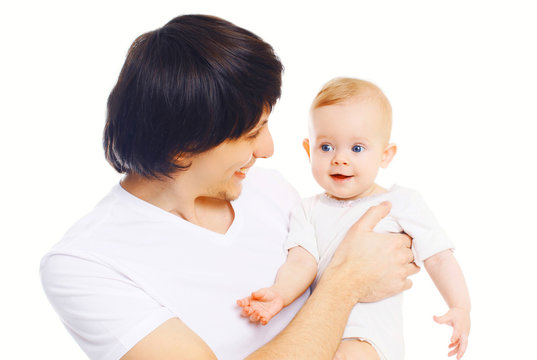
xmin=123 ymin=202 xmax=418 ymax=359
xmin=121 ymin=317 xmax=217 ymax=360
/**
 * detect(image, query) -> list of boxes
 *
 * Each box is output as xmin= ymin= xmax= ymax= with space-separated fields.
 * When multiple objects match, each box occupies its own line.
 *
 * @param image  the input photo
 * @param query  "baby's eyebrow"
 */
xmin=315 ymin=135 xmax=370 ymax=143
xmin=315 ymin=135 xmax=334 ymax=141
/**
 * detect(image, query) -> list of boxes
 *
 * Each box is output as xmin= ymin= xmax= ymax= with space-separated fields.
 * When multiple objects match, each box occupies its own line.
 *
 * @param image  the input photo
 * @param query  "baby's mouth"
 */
xmin=330 ymin=174 xmax=354 ymax=180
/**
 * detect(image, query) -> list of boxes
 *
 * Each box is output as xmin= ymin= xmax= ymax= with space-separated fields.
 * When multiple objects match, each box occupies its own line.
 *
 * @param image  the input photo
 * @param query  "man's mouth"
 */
xmin=236 ymin=159 xmax=255 ymax=176
xmin=237 ymin=167 xmax=250 ymax=175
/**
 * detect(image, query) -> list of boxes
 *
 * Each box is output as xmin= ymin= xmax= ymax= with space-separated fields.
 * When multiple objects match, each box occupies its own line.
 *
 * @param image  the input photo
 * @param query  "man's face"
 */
xmin=185 ymin=111 xmax=274 ymax=201
xmin=306 ymin=99 xmax=390 ymax=200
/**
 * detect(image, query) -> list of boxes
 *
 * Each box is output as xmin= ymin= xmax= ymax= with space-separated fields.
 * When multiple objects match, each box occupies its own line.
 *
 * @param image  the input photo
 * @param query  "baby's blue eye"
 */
xmin=321 ymin=144 xmax=334 ymax=152
xmin=352 ymin=145 xmax=364 ymax=153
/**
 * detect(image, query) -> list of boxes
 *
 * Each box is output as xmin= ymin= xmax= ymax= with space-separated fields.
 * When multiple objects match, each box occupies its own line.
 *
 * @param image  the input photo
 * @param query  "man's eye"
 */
xmin=321 ymin=144 xmax=334 ymax=152
xmin=352 ymin=145 xmax=364 ymax=153
xmin=248 ymin=131 xmax=260 ymax=139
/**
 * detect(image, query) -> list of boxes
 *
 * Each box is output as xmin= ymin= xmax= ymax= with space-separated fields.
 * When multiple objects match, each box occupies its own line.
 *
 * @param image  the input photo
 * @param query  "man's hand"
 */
xmin=326 ymin=201 xmax=419 ymax=303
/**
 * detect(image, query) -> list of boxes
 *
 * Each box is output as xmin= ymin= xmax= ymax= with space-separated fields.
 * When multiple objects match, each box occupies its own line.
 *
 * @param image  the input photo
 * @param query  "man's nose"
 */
xmin=253 ymin=127 xmax=274 ymax=159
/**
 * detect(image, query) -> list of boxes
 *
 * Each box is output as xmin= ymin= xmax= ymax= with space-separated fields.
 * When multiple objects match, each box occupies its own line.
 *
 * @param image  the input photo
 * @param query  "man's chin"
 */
xmin=217 ymin=192 xmax=239 ymax=202
xmin=217 ymin=186 xmax=242 ymax=202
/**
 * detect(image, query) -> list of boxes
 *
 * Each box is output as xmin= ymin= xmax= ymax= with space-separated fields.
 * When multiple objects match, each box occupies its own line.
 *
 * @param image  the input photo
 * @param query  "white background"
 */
xmin=1 ymin=0 xmax=536 ymax=358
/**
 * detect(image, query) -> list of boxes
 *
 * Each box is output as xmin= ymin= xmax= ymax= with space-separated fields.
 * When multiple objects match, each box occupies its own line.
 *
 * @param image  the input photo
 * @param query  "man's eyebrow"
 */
xmin=253 ymin=120 xmax=268 ymax=131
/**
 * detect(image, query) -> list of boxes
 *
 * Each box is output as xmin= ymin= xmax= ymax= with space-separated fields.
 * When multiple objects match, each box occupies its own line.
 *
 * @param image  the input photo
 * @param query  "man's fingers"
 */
xmin=403 ymin=247 xmax=415 ymax=263
xmin=395 ymin=232 xmax=412 ymax=249
xmin=405 ymin=262 xmax=420 ymax=276
xmin=402 ymin=278 xmax=413 ymax=291
xmin=400 ymin=263 xmax=420 ymax=292
xmin=351 ymin=201 xmax=392 ymax=232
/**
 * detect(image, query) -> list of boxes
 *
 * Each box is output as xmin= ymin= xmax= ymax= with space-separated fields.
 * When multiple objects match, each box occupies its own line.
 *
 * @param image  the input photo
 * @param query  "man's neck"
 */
xmin=120 ymin=173 xmax=234 ymax=234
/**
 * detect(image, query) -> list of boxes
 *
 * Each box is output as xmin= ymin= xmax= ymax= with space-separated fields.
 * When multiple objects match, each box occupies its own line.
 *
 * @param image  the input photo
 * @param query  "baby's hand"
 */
xmin=434 ymin=307 xmax=471 ymax=359
xmin=236 ymin=287 xmax=285 ymax=325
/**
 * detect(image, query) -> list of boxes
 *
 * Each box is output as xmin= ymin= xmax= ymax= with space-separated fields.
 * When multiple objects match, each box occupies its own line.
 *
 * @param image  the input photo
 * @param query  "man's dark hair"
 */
xmin=103 ymin=15 xmax=283 ymax=178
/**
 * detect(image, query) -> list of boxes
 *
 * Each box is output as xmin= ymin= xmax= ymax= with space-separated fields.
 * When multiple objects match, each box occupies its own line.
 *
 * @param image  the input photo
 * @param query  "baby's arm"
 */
xmin=424 ymin=250 xmax=471 ymax=359
xmin=237 ymin=246 xmax=317 ymax=325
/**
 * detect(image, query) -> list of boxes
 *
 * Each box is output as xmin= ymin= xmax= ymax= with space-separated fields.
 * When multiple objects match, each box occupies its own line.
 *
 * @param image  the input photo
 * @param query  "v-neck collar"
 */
xmin=113 ymin=183 xmax=243 ymax=239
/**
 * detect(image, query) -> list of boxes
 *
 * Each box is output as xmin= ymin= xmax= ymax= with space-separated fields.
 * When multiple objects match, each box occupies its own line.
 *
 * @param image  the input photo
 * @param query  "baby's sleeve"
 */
xmin=392 ymin=188 xmax=455 ymax=265
xmin=283 ymin=199 xmax=319 ymax=263
xmin=40 ymin=251 xmax=176 ymax=360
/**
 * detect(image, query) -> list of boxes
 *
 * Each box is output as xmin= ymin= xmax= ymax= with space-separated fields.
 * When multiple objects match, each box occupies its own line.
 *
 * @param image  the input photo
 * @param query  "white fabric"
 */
xmin=284 ymin=185 xmax=454 ymax=360
xmin=40 ymin=167 xmax=308 ymax=360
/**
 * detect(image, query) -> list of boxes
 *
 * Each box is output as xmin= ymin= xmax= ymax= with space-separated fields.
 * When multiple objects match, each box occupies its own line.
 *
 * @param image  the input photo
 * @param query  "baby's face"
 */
xmin=307 ymin=98 xmax=392 ymax=200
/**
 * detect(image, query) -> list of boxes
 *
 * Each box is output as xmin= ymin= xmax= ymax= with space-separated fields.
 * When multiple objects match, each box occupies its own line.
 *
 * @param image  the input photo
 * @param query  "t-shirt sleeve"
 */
xmin=40 ymin=251 xmax=176 ymax=360
xmin=284 ymin=200 xmax=319 ymax=262
xmin=392 ymin=188 xmax=455 ymax=265
xmin=245 ymin=167 xmax=302 ymax=214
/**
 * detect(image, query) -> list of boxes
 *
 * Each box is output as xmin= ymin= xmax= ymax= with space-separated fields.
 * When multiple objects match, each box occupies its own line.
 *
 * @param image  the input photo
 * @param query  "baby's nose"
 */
xmin=331 ymin=157 xmax=349 ymax=166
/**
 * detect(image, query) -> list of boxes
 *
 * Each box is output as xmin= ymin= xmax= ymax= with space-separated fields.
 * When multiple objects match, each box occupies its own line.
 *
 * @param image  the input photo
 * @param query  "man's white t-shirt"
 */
xmin=40 ymin=167 xmax=308 ymax=360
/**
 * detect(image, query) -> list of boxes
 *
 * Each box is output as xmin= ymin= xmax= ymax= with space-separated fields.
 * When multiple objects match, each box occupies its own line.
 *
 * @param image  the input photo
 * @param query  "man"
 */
xmin=41 ymin=15 xmax=418 ymax=359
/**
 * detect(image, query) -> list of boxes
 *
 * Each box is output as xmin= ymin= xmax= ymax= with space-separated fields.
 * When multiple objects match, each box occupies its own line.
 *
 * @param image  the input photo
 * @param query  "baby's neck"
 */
xmin=327 ymin=183 xmax=388 ymax=201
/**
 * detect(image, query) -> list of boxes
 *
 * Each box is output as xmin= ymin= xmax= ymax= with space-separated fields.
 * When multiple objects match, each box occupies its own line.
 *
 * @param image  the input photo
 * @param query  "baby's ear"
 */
xmin=302 ymin=138 xmax=311 ymax=159
xmin=380 ymin=143 xmax=397 ymax=168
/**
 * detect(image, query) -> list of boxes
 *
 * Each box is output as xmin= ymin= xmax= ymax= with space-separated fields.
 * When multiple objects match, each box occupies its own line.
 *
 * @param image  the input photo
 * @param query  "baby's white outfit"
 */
xmin=284 ymin=185 xmax=454 ymax=360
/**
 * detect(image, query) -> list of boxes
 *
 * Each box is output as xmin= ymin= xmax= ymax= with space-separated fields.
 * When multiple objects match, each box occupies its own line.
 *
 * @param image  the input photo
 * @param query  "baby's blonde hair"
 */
xmin=311 ymin=77 xmax=392 ymax=140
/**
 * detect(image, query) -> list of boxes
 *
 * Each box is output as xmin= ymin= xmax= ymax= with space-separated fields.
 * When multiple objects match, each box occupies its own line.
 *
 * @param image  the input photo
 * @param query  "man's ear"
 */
xmin=302 ymin=138 xmax=311 ymax=159
xmin=172 ymin=152 xmax=194 ymax=169
xmin=380 ymin=143 xmax=397 ymax=168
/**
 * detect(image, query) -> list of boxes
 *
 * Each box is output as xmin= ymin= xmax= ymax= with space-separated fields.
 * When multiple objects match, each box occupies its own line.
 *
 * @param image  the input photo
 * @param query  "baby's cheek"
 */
xmin=311 ymin=163 xmax=329 ymax=188
xmin=310 ymin=158 xmax=325 ymax=176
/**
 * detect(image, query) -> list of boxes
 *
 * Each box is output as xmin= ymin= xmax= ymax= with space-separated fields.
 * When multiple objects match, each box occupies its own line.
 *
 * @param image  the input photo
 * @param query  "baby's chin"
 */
xmin=325 ymin=185 xmax=376 ymax=201
xmin=325 ymin=190 xmax=363 ymax=201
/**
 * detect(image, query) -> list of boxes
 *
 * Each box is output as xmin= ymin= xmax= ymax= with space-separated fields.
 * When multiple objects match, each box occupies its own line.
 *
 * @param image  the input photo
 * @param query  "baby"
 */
xmin=237 ymin=78 xmax=471 ymax=360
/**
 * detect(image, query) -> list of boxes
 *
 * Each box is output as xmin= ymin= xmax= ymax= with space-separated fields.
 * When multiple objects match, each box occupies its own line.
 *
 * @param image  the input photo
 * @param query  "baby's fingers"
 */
xmin=236 ymin=298 xmax=250 ymax=307
xmin=433 ymin=313 xmax=451 ymax=325
xmin=251 ymin=289 xmax=267 ymax=300
xmin=448 ymin=342 xmax=460 ymax=357
xmin=249 ymin=312 xmax=261 ymax=323
xmin=449 ymin=339 xmax=459 ymax=348
xmin=240 ymin=306 xmax=253 ymax=317
xmin=457 ymin=334 xmax=468 ymax=359
xmin=451 ymin=327 xmax=461 ymax=344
